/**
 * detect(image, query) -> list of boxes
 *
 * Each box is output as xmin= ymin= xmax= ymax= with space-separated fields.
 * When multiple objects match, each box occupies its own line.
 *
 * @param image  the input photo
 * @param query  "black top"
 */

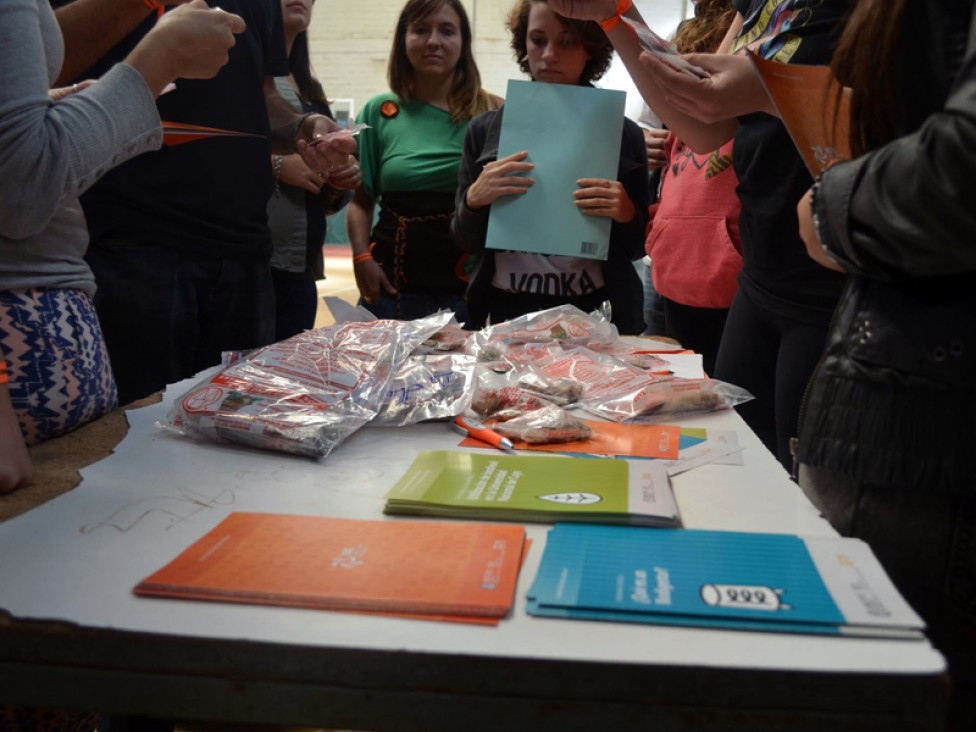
xmin=729 ymin=0 xmax=850 ymax=324
xmin=78 ymin=0 xmax=288 ymax=260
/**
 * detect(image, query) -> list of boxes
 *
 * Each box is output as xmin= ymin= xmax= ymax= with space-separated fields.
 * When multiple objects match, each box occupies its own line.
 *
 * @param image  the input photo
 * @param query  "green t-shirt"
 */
xmin=356 ymin=93 xmax=469 ymax=200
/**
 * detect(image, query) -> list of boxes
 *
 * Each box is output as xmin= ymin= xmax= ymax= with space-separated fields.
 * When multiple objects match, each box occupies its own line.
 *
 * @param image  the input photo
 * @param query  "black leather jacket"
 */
xmin=796 ymin=1 xmax=976 ymax=492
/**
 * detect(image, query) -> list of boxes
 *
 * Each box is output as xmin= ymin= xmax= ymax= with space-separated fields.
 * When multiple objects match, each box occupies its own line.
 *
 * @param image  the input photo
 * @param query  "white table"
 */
xmin=0 ymin=375 xmax=949 ymax=731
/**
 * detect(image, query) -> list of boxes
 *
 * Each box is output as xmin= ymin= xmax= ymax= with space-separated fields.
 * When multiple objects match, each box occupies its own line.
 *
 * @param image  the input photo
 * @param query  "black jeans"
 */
xmin=86 ymin=240 xmax=275 ymax=404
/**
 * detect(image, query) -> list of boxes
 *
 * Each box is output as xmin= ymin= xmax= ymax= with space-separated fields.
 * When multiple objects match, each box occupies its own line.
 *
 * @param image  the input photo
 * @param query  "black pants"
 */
xmin=86 ymin=240 xmax=275 ymax=404
xmin=662 ymin=297 xmax=728 ymax=376
xmin=271 ymin=268 xmax=318 ymax=341
xmin=714 ymin=288 xmax=829 ymax=471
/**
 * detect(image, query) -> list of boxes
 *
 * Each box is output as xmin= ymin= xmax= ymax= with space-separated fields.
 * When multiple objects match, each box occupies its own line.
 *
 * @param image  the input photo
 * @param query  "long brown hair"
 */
xmin=672 ymin=0 xmax=736 ymax=54
xmin=506 ymin=0 xmax=614 ymax=84
xmin=388 ymin=0 xmax=498 ymax=123
xmin=832 ymin=0 xmax=955 ymax=157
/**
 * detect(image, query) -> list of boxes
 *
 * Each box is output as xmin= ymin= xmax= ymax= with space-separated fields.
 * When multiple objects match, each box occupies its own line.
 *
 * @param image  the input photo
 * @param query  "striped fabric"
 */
xmin=0 ymin=288 xmax=117 ymax=445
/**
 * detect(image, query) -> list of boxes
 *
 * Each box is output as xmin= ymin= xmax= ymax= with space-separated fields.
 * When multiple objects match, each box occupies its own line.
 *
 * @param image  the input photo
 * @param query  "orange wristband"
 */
xmin=0 ymin=360 xmax=9 ymax=385
xmin=598 ymin=0 xmax=633 ymax=33
xmin=352 ymin=252 xmax=374 ymax=264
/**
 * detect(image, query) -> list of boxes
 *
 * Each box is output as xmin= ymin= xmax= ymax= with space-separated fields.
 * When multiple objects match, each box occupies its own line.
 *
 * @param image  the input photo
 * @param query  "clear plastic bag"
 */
xmin=470 ymin=367 xmax=554 ymax=421
xmin=582 ymin=378 xmax=755 ymax=423
xmin=163 ymin=312 xmax=452 ymax=459
xmin=474 ymin=304 xmax=618 ymax=352
xmin=372 ymin=353 xmax=477 ymax=427
xmin=491 ymin=404 xmax=593 ymax=444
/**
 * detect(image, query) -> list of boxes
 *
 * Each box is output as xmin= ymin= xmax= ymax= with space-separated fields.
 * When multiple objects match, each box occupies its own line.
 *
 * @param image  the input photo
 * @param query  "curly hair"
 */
xmin=672 ymin=0 xmax=736 ymax=54
xmin=506 ymin=0 xmax=614 ymax=85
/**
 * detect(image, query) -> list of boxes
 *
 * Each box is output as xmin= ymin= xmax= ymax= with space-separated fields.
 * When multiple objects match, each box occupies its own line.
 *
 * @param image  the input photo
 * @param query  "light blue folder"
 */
xmin=485 ymin=80 xmax=626 ymax=261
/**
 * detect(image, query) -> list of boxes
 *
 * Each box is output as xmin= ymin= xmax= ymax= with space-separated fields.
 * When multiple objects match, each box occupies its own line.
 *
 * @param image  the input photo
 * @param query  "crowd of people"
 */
xmin=1 ymin=0 xmax=975 ymax=727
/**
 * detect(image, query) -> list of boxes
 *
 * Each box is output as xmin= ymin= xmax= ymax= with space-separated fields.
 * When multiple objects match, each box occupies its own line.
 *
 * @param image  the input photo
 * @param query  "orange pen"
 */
xmin=452 ymin=416 xmax=517 ymax=454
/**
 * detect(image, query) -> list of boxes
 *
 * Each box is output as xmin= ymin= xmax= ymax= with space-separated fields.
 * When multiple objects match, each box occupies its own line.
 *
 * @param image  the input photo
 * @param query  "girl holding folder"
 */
xmin=452 ymin=0 xmax=649 ymax=334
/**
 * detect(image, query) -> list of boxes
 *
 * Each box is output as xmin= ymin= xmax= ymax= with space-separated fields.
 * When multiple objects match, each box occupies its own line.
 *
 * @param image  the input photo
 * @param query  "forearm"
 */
xmin=55 ymin=0 xmax=155 ymax=85
xmin=345 ymin=190 xmax=374 ymax=257
xmin=0 ymin=381 xmax=33 ymax=494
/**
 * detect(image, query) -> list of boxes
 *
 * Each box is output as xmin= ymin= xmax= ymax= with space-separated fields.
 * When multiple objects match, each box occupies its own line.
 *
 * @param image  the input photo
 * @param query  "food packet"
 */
xmin=474 ymin=304 xmax=618 ymax=351
xmin=414 ymin=319 xmax=471 ymax=354
xmin=372 ymin=353 xmax=477 ymax=427
xmin=470 ymin=367 xmax=553 ymax=421
xmin=491 ymin=404 xmax=593 ymax=444
xmin=163 ymin=312 xmax=452 ymax=459
xmin=516 ymin=369 xmax=585 ymax=406
xmin=582 ymin=378 xmax=755 ymax=423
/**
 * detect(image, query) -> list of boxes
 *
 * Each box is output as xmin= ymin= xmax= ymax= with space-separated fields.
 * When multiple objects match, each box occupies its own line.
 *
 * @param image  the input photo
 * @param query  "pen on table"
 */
xmin=452 ymin=416 xmax=517 ymax=454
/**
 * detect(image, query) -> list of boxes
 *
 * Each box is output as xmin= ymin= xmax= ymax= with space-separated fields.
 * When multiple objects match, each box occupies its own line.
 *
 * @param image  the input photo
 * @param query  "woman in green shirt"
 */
xmin=346 ymin=0 xmax=500 ymax=322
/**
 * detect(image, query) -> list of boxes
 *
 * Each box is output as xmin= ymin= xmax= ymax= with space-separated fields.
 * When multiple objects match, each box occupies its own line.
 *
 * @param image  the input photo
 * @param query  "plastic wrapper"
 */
xmin=372 ymin=353 xmax=477 ymax=427
xmin=474 ymin=304 xmax=618 ymax=351
xmin=414 ymin=320 xmax=471 ymax=354
xmin=533 ymin=346 xmax=668 ymax=403
xmin=582 ymin=378 xmax=755 ymax=423
xmin=620 ymin=16 xmax=709 ymax=78
xmin=470 ymin=368 xmax=553 ymax=421
xmin=491 ymin=404 xmax=593 ymax=444
xmin=588 ymin=342 xmax=671 ymax=372
xmin=163 ymin=312 xmax=452 ymax=459
xmin=516 ymin=370 xmax=585 ymax=406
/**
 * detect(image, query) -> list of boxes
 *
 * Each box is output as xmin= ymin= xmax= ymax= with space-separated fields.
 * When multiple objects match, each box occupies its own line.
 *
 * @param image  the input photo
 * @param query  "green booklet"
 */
xmin=384 ymin=450 xmax=680 ymax=527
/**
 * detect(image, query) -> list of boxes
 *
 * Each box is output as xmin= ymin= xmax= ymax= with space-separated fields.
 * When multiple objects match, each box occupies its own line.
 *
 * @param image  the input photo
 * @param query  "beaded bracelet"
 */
xmin=598 ymin=0 xmax=633 ymax=33
xmin=0 ymin=359 xmax=8 ymax=385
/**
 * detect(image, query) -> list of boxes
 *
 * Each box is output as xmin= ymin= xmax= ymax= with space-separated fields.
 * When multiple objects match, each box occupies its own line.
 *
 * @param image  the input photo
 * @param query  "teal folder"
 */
xmin=526 ymin=524 xmax=925 ymax=638
xmin=485 ymin=80 xmax=626 ymax=261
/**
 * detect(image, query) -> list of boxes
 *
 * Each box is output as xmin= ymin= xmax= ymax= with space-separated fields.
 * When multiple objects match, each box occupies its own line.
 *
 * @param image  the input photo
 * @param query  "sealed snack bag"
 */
xmin=583 ymin=378 xmax=755 ymax=423
xmin=164 ymin=312 xmax=451 ymax=459
xmin=474 ymin=304 xmax=618 ymax=351
xmin=372 ymin=353 xmax=477 ymax=427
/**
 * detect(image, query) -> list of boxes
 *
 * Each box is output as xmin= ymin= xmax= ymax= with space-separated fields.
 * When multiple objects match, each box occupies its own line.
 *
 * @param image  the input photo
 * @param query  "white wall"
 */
xmin=307 ymin=0 xmax=687 ymax=120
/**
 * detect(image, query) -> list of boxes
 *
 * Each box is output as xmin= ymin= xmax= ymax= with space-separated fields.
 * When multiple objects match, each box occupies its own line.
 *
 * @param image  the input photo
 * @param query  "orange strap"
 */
xmin=598 ymin=0 xmax=634 ymax=33
xmin=143 ymin=0 xmax=164 ymax=18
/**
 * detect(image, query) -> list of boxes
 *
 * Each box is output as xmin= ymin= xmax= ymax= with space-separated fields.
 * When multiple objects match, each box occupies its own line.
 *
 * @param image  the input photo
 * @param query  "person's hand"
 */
xmin=798 ymin=188 xmax=845 ymax=272
xmin=49 ymin=79 xmax=96 ymax=101
xmin=575 ymin=178 xmax=636 ymax=223
xmin=643 ymin=127 xmax=668 ymax=170
xmin=639 ymin=51 xmax=774 ymax=124
xmin=297 ymin=120 xmax=358 ymax=177
xmin=354 ymin=257 xmax=397 ymax=303
xmin=465 ymin=150 xmax=535 ymax=210
xmin=277 ymin=154 xmax=327 ymax=194
xmin=325 ymin=155 xmax=363 ymax=191
xmin=547 ymin=0 xmax=617 ymax=22
xmin=125 ymin=0 xmax=245 ymax=95
xmin=0 ymin=383 xmax=33 ymax=495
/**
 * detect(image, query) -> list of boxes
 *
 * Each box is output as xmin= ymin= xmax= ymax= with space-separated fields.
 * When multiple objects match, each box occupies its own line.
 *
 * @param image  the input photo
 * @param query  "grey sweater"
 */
xmin=0 ymin=0 xmax=162 ymax=297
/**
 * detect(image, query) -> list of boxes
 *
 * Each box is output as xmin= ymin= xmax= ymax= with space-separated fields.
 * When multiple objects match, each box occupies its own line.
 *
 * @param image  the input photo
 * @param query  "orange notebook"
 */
xmin=135 ymin=513 xmax=526 ymax=619
xmin=748 ymin=51 xmax=851 ymax=175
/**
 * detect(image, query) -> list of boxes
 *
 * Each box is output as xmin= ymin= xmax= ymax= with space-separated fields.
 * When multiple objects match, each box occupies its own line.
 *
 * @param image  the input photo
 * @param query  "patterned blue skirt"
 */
xmin=0 ymin=288 xmax=117 ymax=445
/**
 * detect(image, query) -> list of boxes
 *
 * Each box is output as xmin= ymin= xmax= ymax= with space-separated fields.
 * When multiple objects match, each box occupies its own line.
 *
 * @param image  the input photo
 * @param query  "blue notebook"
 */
xmin=527 ymin=524 xmax=925 ymax=638
xmin=485 ymin=80 xmax=626 ymax=261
